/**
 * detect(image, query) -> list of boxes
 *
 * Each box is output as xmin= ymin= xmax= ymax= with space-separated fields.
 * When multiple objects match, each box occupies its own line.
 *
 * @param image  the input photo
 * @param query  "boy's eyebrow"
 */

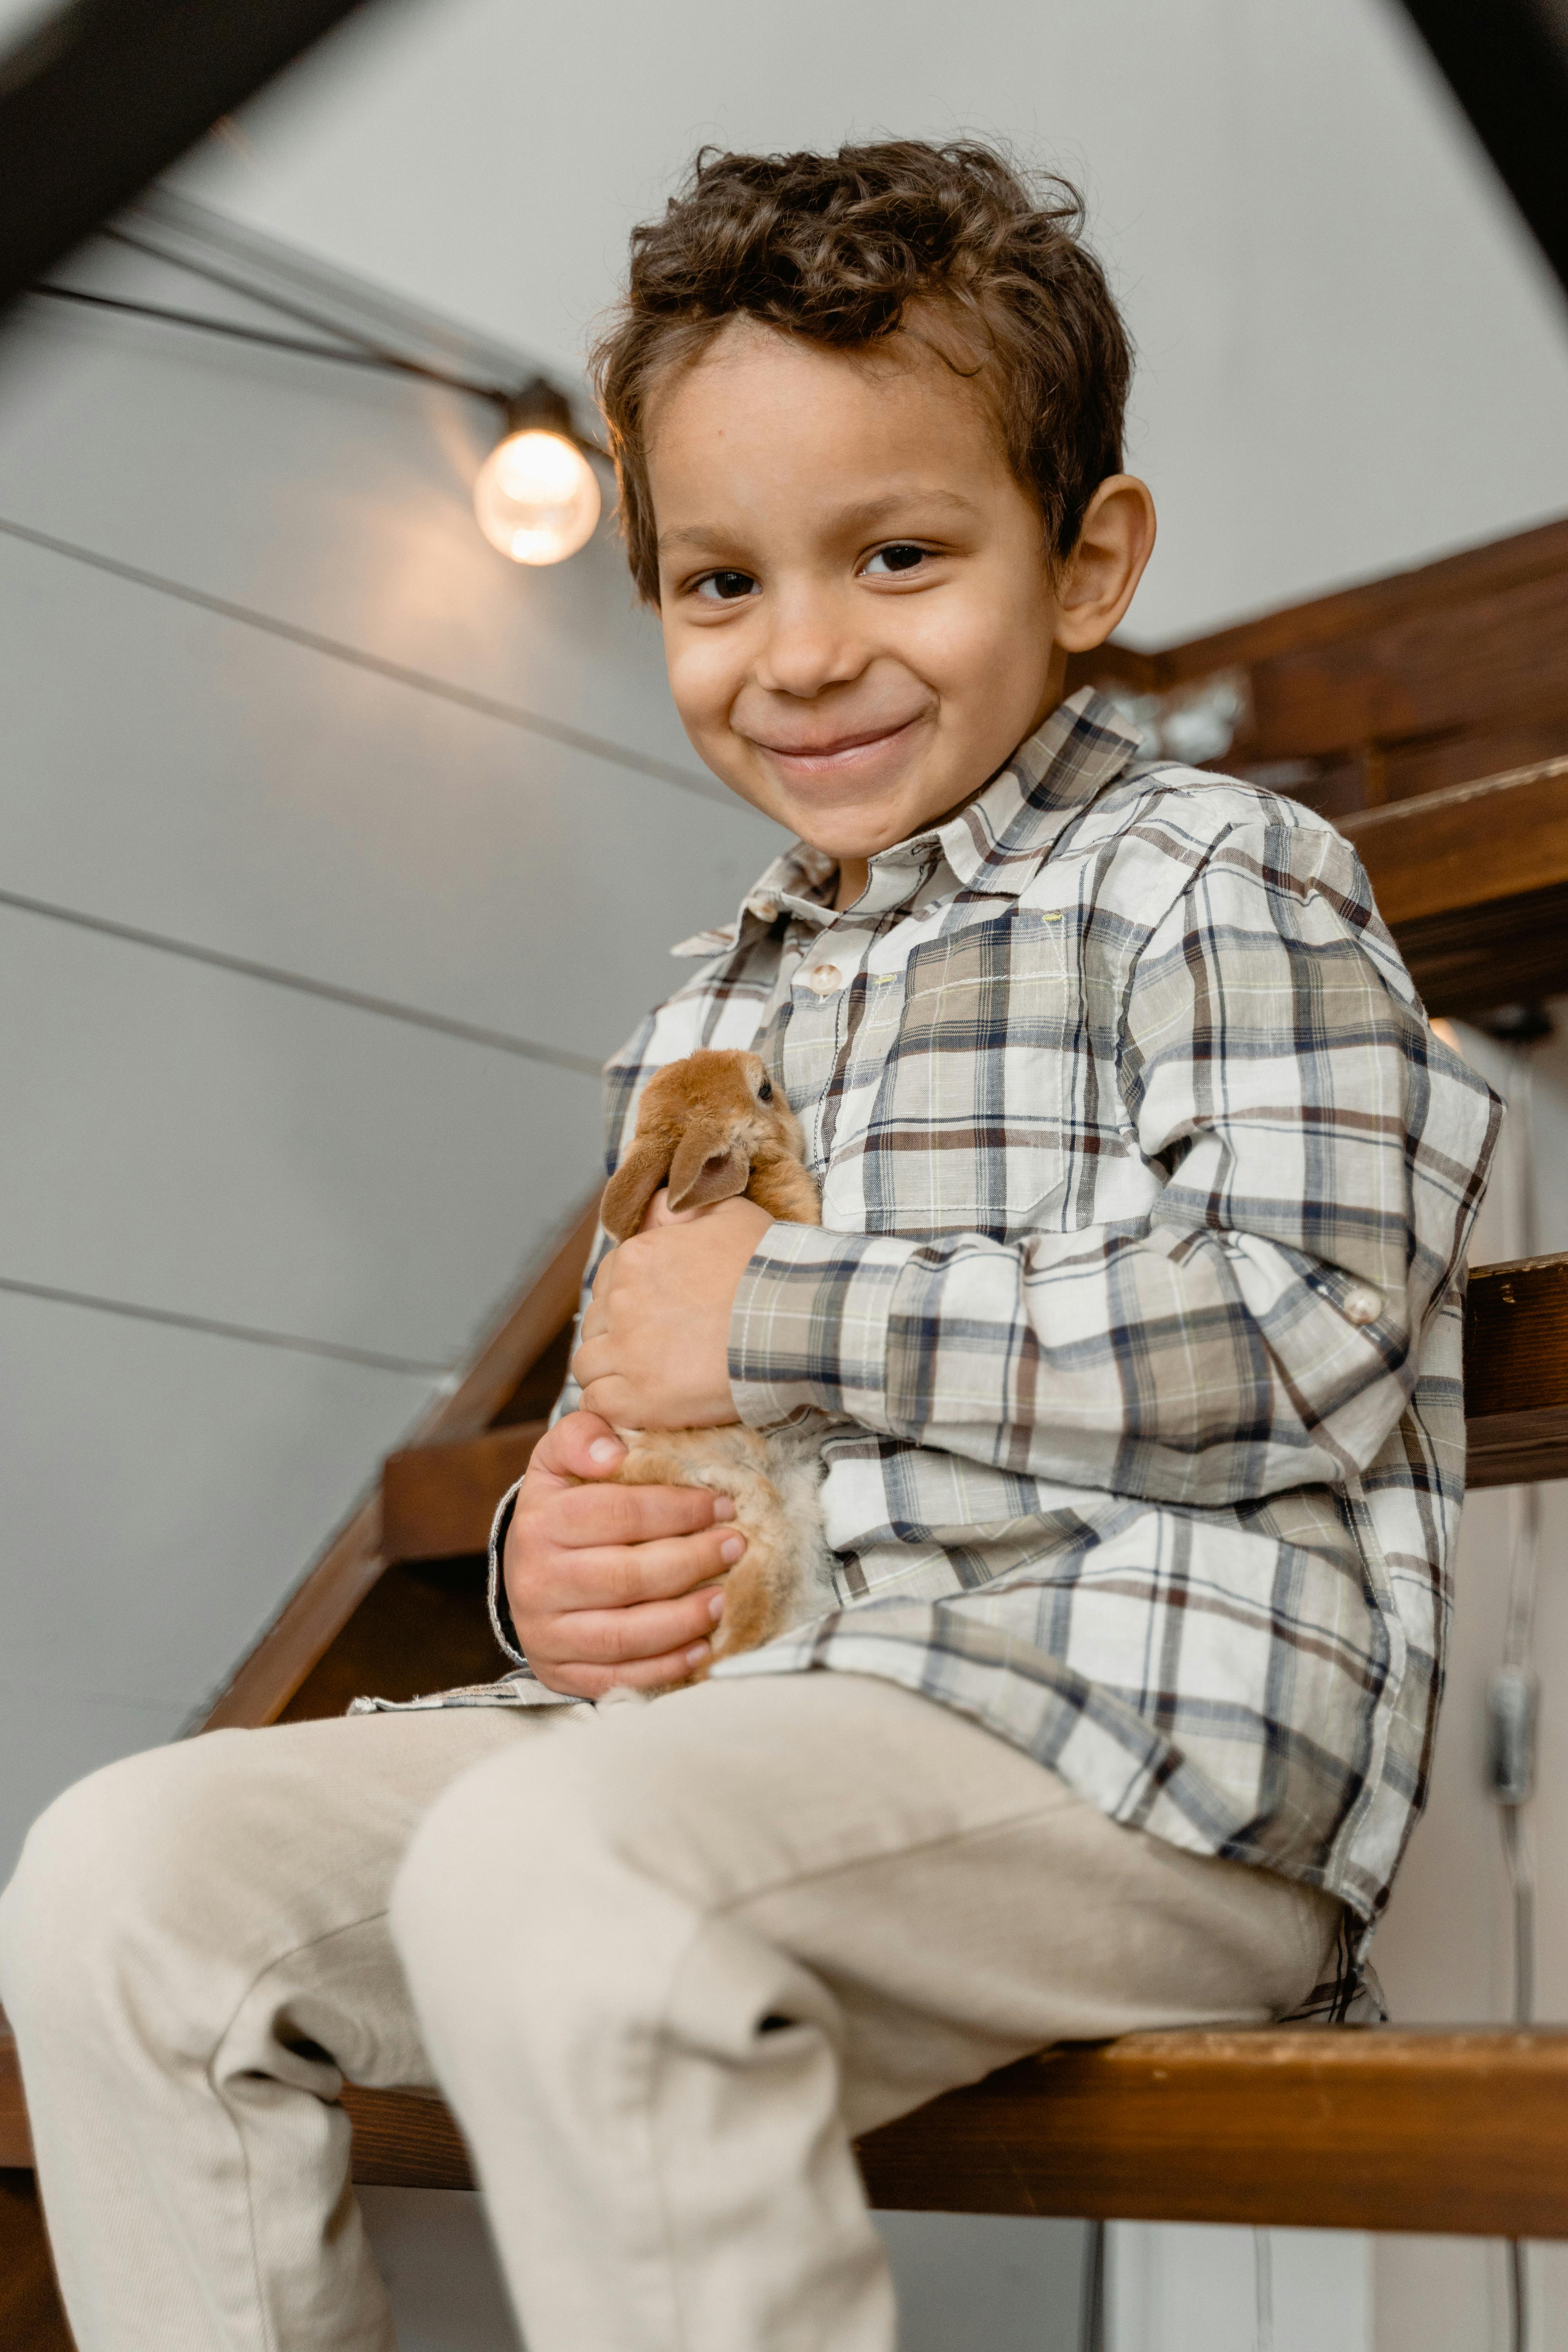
xmin=658 ymin=487 xmax=982 ymax=555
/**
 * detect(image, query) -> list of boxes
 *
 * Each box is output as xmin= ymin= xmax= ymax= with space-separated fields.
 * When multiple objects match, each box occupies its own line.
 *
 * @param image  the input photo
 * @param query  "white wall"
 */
xmin=160 ymin=0 xmax=1568 ymax=647
xmin=1368 ymin=1008 xmax=1568 ymax=2352
xmin=0 ymin=205 xmax=781 ymax=1883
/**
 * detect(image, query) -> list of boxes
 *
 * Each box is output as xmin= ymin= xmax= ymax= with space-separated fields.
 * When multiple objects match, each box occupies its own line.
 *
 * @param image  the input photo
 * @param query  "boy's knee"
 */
xmin=390 ymin=1726 xmax=688 ymax=2009
xmin=0 ymin=1736 xmax=251 ymax=2034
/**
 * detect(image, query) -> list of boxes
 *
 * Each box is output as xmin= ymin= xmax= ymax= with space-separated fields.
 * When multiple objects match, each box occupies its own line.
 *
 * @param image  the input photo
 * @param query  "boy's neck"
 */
xmin=832 ymin=857 xmax=869 ymax=913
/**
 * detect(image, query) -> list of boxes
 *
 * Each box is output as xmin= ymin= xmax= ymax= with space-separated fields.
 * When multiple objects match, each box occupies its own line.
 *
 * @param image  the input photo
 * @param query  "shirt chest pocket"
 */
xmin=847 ymin=907 xmax=1069 ymax=1241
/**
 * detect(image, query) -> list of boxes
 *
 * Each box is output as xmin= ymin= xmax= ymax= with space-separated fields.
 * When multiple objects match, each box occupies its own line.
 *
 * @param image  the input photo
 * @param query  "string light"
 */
xmin=473 ymin=382 xmax=601 ymax=567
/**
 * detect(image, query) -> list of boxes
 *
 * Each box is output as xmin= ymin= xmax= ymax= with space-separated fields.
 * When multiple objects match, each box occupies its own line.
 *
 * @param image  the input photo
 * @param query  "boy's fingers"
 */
xmin=527 ymin=1411 xmax=627 ymax=1484
xmin=549 ymin=1479 xmax=735 ymax=1549
xmin=534 ymin=1646 xmax=713 ymax=1700
xmin=531 ymin=1529 xmax=743 ymax=1612
xmin=527 ymin=1588 xmax=724 ymax=1668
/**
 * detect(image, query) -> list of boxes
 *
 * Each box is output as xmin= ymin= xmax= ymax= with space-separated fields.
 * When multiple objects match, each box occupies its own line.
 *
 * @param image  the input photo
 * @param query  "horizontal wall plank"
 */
xmin=0 ymin=1289 xmax=440 ymax=1877
xmin=0 ymin=537 xmax=778 ymax=1067
xmin=0 ymin=914 xmax=599 ymax=1367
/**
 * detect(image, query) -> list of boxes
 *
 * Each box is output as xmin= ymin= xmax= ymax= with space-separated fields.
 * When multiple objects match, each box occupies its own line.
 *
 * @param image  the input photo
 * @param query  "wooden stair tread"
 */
xmin=381 ymin=1423 xmax=544 ymax=1566
xmin=9 ymin=2023 xmax=1568 ymax=2235
xmin=338 ymin=2029 xmax=1568 ymax=2237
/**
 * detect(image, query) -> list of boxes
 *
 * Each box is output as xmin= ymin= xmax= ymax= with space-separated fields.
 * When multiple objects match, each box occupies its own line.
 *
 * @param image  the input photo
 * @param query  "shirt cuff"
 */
xmin=486 ymin=1477 xmax=534 ymax=1670
xmin=728 ymin=1221 xmax=926 ymax=1431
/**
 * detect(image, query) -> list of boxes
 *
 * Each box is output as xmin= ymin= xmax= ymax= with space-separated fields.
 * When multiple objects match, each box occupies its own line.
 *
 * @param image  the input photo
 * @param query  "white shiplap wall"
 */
xmin=0 ymin=200 xmax=781 ymax=1880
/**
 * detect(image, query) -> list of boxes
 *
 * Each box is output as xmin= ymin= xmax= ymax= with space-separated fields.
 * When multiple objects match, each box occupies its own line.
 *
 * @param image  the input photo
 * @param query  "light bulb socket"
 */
xmin=501 ymin=377 xmax=577 ymax=441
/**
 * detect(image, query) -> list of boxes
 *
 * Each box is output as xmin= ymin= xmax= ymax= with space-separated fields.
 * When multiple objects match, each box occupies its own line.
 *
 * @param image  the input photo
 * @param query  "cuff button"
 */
xmin=1343 ymin=1285 xmax=1382 ymax=1326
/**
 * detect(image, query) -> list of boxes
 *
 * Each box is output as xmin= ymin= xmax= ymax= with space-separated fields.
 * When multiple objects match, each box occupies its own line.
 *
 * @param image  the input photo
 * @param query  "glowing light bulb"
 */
xmin=473 ymin=428 xmax=601 ymax=565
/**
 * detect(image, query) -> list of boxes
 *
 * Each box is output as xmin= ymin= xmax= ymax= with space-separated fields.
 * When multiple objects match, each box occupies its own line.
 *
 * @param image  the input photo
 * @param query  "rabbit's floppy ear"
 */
xmin=601 ymin=1134 xmax=677 ymax=1241
xmin=667 ymin=1120 xmax=750 ymax=1214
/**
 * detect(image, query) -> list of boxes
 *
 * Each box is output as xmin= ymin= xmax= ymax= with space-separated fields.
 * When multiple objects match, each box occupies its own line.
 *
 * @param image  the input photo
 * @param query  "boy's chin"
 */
xmin=752 ymin=766 xmax=972 ymax=863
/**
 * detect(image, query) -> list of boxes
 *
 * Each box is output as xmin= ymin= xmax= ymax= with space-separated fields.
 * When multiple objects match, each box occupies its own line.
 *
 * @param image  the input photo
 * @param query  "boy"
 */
xmin=0 ymin=141 xmax=1498 ymax=2352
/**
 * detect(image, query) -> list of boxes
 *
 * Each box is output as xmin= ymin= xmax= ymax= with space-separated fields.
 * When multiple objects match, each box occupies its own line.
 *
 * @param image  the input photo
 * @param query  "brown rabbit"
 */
xmin=596 ymin=1049 xmax=835 ymax=1673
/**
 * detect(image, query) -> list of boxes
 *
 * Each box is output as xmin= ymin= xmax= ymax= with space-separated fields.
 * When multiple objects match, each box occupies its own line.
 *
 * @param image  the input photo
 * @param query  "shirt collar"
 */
xmin=669 ymin=687 xmax=1143 ymax=956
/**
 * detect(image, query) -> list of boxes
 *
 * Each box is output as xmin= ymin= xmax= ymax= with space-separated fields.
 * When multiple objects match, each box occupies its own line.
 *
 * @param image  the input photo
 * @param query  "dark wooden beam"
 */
xmin=1397 ymin=0 xmax=1568 ymax=305
xmin=0 ymin=0 xmax=377 ymax=306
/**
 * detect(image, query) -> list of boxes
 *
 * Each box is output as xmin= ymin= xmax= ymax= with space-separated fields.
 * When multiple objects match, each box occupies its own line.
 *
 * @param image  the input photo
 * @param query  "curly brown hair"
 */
xmin=590 ymin=139 xmax=1132 ymax=604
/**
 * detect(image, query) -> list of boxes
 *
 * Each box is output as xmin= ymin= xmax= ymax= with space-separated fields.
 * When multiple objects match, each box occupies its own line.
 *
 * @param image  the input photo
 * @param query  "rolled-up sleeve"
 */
xmin=729 ymin=821 xmax=1500 ymax=1507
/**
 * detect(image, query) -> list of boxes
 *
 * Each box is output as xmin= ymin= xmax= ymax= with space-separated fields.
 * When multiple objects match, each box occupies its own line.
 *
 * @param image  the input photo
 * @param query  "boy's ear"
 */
xmin=1052 ymin=475 xmax=1157 ymax=654
xmin=602 ymin=1134 xmax=676 ymax=1240
xmin=667 ymin=1123 xmax=750 ymax=1214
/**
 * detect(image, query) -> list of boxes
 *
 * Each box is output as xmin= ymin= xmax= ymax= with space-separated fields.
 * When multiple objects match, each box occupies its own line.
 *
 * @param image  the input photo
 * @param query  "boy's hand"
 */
xmin=572 ymin=1195 xmax=771 ymax=1428
xmin=504 ymin=1410 xmax=747 ymax=1695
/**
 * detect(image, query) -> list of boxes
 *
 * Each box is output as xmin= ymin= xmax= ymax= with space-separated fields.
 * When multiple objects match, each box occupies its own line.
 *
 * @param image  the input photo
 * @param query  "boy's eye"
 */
xmin=694 ymin=570 xmax=759 ymax=603
xmin=862 ymin=543 xmax=929 ymax=578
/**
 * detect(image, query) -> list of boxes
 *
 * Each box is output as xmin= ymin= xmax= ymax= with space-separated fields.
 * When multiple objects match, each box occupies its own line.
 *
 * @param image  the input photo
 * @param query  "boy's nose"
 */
xmin=755 ymin=601 xmax=866 ymax=701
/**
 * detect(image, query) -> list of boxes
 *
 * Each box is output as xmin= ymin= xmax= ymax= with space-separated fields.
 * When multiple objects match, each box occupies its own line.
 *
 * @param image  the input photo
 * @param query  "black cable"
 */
xmin=36 ymin=221 xmax=610 ymax=457
xmin=32 ymin=281 xmax=514 ymax=405
xmin=1508 ymin=2240 xmax=1529 ymax=2352
xmin=103 ymin=221 xmax=507 ymax=391
xmin=1078 ymin=2219 xmax=1104 ymax=2352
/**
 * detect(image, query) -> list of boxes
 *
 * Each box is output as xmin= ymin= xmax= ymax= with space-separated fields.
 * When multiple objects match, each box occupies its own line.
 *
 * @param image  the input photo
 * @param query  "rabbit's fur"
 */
xmin=598 ymin=1049 xmax=835 ymax=1673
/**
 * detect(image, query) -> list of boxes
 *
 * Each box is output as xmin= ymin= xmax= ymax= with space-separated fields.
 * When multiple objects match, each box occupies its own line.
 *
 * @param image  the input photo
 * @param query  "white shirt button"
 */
xmin=803 ymin=962 xmax=842 ymax=996
xmin=1342 ymin=1285 xmax=1382 ymax=1326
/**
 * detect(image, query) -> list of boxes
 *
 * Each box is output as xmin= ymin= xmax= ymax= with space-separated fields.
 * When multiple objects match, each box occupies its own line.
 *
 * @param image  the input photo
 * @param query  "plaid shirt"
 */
xmin=443 ymin=690 xmax=1499 ymax=1949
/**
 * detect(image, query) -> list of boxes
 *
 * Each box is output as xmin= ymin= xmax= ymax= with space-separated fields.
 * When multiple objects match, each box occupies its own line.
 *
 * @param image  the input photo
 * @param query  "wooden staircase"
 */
xmin=7 ymin=517 xmax=1568 ymax=2336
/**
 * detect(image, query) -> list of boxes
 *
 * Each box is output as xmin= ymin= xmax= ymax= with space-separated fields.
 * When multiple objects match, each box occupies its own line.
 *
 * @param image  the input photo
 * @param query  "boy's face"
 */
xmin=646 ymin=319 xmax=1140 ymax=894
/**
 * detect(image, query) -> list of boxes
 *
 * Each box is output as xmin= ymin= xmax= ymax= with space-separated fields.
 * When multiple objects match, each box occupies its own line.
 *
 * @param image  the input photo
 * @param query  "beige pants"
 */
xmin=0 ymin=1673 xmax=1339 ymax=2352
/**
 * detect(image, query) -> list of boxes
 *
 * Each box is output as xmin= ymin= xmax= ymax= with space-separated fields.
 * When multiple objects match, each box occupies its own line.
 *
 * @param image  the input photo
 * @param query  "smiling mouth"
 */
xmin=752 ymin=715 xmax=922 ymax=773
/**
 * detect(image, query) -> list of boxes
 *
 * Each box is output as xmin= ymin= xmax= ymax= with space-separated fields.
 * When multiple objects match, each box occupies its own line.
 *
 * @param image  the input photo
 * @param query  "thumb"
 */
xmin=528 ymin=1408 xmax=628 ymax=1487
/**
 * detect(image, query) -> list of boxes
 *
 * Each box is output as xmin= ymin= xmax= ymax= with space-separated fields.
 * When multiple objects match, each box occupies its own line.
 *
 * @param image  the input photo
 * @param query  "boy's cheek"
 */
xmin=663 ymin=629 xmax=738 ymax=734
